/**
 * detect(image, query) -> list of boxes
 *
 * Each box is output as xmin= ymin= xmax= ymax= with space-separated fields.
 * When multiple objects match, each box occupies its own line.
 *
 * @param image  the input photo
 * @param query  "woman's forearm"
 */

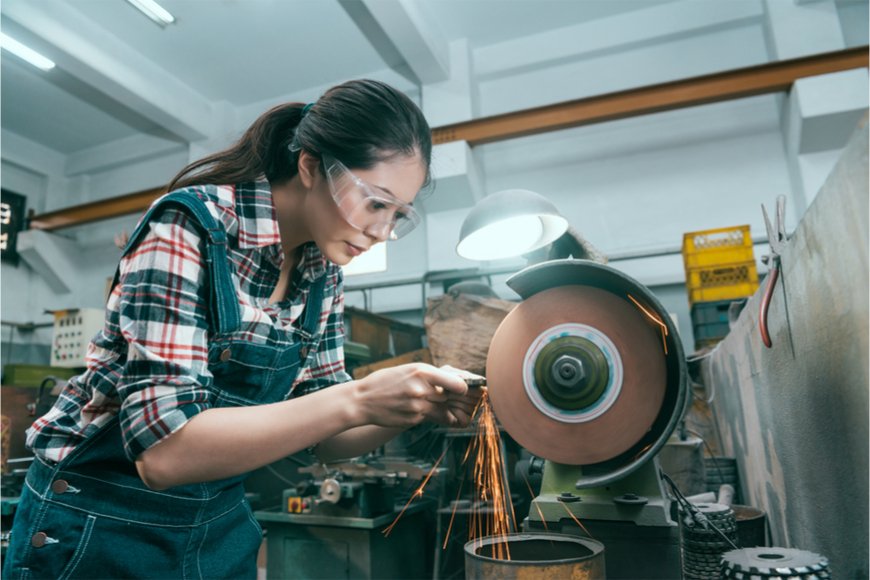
xmin=315 ymin=425 xmax=405 ymax=463
xmin=136 ymin=382 xmax=363 ymax=489
xmin=135 ymin=363 xmax=471 ymax=490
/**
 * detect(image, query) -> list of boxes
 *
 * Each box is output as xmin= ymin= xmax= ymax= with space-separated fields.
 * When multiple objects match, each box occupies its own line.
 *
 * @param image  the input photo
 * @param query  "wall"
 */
xmin=0 ymin=131 xmax=181 ymax=368
xmin=2 ymin=159 xmax=52 ymax=366
xmin=700 ymin=122 xmax=868 ymax=576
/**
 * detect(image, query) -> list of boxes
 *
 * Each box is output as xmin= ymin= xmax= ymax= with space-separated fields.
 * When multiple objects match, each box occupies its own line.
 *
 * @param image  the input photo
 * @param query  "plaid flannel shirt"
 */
xmin=27 ymin=180 xmax=351 ymax=462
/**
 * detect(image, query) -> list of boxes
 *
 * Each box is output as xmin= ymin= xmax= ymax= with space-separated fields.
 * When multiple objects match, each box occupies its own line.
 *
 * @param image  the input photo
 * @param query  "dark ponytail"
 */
xmin=167 ymin=79 xmax=432 ymax=192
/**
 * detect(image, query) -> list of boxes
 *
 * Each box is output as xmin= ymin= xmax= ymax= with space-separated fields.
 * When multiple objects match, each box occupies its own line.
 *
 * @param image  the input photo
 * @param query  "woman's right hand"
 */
xmin=350 ymin=363 xmax=469 ymax=429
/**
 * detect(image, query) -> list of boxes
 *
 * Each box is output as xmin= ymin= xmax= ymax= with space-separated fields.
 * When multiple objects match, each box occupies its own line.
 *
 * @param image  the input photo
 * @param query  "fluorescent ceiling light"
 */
xmin=1 ymin=33 xmax=55 ymax=71
xmin=125 ymin=0 xmax=176 ymax=27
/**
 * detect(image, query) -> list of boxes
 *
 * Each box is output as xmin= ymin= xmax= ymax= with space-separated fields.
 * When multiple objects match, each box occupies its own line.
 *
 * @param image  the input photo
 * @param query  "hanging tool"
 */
xmin=759 ymin=195 xmax=787 ymax=348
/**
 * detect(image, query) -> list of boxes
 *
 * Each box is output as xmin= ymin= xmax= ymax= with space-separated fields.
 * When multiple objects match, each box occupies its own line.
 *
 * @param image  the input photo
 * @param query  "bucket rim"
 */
xmin=463 ymin=532 xmax=604 ymax=564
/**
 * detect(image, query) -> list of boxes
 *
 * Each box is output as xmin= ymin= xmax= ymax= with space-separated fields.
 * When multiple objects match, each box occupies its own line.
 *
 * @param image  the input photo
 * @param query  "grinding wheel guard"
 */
xmin=486 ymin=259 xmax=689 ymax=488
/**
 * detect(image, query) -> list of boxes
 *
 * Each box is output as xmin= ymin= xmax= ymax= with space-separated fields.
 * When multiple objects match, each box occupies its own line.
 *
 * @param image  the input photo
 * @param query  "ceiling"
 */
xmin=1 ymin=0 xmax=678 ymax=156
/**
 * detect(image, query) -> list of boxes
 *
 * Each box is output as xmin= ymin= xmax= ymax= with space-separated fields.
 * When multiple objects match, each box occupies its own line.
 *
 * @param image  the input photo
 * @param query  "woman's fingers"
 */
xmin=357 ymin=363 xmax=487 ymax=429
xmin=447 ymin=407 xmax=470 ymax=426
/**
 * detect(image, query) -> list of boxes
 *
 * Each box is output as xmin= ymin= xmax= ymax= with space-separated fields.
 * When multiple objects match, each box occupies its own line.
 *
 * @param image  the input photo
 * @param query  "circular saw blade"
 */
xmin=486 ymin=285 xmax=667 ymax=465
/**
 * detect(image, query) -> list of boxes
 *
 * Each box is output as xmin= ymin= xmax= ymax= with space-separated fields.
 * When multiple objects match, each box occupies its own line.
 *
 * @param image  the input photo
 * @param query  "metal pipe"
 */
xmin=434 ymin=46 xmax=868 ymax=145
xmin=25 ymin=50 xmax=866 ymax=234
xmin=345 ymin=236 xmax=775 ymax=300
xmin=1 ymin=320 xmax=55 ymax=330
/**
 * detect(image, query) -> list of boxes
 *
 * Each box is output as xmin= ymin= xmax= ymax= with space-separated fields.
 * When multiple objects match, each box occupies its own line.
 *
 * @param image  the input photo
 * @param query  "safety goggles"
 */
xmin=323 ymin=155 xmax=421 ymax=240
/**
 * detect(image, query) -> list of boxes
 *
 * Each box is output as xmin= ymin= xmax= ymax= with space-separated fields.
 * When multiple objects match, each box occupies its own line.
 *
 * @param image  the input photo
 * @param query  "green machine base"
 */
xmin=523 ymin=459 xmax=681 ymax=579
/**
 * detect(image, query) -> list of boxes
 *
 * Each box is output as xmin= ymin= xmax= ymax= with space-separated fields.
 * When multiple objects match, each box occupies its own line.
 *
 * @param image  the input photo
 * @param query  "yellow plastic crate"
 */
xmin=682 ymin=225 xmax=754 ymax=269
xmin=686 ymin=261 xmax=759 ymax=304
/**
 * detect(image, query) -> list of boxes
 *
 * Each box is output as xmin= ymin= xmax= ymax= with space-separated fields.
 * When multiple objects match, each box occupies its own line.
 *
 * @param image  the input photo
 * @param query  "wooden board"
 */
xmin=344 ymin=307 xmax=425 ymax=361
xmin=424 ymin=294 xmax=517 ymax=376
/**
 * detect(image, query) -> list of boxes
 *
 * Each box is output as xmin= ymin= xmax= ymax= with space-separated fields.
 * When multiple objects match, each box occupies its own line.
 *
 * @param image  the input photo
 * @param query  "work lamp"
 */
xmin=456 ymin=189 xmax=568 ymax=261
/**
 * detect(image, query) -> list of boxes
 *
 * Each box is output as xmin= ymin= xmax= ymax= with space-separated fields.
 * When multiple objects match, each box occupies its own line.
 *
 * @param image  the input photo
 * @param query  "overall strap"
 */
xmin=301 ymin=273 xmax=328 ymax=336
xmin=111 ymin=191 xmax=242 ymax=335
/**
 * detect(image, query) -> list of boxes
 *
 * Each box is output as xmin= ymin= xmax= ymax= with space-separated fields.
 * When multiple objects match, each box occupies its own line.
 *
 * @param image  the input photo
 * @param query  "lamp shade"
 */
xmin=456 ymin=189 xmax=569 ymax=261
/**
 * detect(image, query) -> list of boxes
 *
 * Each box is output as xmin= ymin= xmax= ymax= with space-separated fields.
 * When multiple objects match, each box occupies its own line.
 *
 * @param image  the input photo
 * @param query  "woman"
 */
xmin=4 ymin=79 xmax=479 ymax=579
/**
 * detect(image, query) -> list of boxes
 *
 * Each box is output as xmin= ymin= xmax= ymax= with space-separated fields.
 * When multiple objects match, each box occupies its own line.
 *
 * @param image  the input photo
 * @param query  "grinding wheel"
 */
xmin=486 ymin=285 xmax=667 ymax=465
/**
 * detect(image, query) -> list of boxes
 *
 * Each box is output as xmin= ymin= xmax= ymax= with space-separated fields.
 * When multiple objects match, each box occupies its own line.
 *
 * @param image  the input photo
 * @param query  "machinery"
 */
xmin=486 ymin=259 xmax=690 ymax=578
xmin=286 ymin=456 xmax=443 ymax=519
xmin=254 ymin=455 xmax=443 ymax=579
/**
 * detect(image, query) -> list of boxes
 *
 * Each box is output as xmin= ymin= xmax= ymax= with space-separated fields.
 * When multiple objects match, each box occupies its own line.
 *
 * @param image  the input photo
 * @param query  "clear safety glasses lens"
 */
xmin=324 ymin=157 xmax=421 ymax=240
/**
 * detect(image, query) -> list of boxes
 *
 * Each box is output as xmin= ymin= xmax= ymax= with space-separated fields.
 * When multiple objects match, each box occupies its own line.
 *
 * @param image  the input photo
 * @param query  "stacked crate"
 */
xmin=682 ymin=225 xmax=759 ymax=349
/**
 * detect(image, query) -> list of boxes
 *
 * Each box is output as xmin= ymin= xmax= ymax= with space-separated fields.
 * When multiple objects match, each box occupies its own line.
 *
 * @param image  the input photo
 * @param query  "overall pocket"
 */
xmin=9 ymin=501 xmax=96 ymax=580
xmin=209 ymin=340 xmax=312 ymax=406
xmin=196 ymin=501 xmax=261 ymax=580
xmin=53 ymin=511 xmax=194 ymax=579
xmin=208 ymin=337 xmax=281 ymax=405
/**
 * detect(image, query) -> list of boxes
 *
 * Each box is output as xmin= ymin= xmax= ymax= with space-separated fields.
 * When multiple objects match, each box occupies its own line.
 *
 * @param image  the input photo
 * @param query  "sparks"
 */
xmin=384 ymin=391 xmax=529 ymax=561
xmin=467 ymin=390 xmax=515 ymax=559
xmin=560 ymin=500 xmax=593 ymax=537
xmin=383 ymin=446 xmax=448 ymax=537
xmin=628 ymin=294 xmax=669 ymax=355
xmin=522 ymin=473 xmax=550 ymax=534
xmin=443 ymin=478 xmax=467 ymax=550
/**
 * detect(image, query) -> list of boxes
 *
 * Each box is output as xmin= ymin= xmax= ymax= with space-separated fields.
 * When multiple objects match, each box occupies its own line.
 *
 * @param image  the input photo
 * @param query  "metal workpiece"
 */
xmin=299 ymin=457 xmax=438 ymax=481
xmin=680 ymin=503 xmax=739 ymax=580
xmin=464 ymin=533 xmax=605 ymax=579
xmin=720 ymin=547 xmax=830 ymax=579
xmin=293 ymin=457 xmax=444 ymax=518
xmin=464 ymin=377 xmax=488 ymax=388
xmin=318 ymin=478 xmax=342 ymax=504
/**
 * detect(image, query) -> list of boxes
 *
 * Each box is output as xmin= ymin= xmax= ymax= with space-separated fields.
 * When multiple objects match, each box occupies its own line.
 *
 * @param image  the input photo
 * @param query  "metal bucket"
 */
xmin=733 ymin=504 xmax=767 ymax=547
xmin=465 ymin=533 xmax=605 ymax=579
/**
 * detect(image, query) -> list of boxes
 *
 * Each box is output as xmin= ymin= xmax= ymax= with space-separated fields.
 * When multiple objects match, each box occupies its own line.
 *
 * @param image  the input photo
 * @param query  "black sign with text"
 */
xmin=1 ymin=189 xmax=27 ymax=266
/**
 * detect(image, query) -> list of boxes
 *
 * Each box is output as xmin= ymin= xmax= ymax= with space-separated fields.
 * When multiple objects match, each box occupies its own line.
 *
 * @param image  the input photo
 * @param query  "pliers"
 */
xmin=759 ymin=195 xmax=787 ymax=348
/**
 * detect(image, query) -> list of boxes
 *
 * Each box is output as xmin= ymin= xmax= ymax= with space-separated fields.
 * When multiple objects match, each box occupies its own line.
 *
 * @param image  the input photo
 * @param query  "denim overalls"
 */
xmin=4 ymin=191 xmax=326 ymax=579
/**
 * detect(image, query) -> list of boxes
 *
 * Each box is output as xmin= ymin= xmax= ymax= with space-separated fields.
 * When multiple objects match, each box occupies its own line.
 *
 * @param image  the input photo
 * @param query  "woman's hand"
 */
xmin=436 ymin=365 xmax=485 ymax=427
xmin=114 ymin=229 xmax=130 ymax=250
xmin=351 ymin=363 xmax=469 ymax=429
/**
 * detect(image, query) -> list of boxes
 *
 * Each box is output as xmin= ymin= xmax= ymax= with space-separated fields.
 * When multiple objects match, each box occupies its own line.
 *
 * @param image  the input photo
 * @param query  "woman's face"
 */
xmin=305 ymin=153 xmax=426 ymax=266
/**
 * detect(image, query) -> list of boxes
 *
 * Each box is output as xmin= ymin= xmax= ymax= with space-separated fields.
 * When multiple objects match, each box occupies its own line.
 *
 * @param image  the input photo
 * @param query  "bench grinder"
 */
xmin=487 ymin=259 xmax=689 ymax=578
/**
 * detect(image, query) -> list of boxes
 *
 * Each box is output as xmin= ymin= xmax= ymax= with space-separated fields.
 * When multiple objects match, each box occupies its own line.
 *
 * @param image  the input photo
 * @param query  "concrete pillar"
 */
xmin=421 ymin=39 xmax=475 ymax=127
xmin=17 ymin=229 xmax=80 ymax=294
xmin=782 ymin=68 xmax=869 ymax=214
xmin=420 ymin=38 xmax=485 ymax=212
xmin=763 ymin=0 xmax=845 ymax=60
xmin=188 ymin=101 xmax=237 ymax=164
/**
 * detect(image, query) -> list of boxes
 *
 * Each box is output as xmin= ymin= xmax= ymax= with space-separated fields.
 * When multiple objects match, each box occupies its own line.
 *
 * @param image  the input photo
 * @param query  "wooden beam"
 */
xmin=431 ymin=46 xmax=869 ymax=145
xmin=28 ymin=187 xmax=164 ymax=231
xmin=26 ymin=47 xmax=867 ymax=232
